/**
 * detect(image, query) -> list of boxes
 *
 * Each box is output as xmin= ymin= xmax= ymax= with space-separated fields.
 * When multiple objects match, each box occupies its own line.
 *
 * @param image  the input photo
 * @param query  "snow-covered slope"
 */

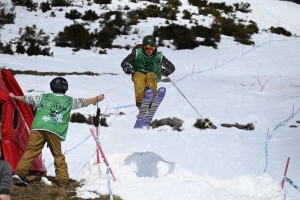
xmin=1 ymin=0 xmax=300 ymax=199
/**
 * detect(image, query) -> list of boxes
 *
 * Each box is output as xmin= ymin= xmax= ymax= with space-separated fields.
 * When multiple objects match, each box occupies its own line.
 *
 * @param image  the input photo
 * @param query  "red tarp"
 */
xmin=0 ymin=68 xmax=47 ymax=175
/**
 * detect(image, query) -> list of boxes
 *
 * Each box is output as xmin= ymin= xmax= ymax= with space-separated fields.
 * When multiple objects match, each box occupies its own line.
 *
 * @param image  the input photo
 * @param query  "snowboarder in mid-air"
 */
xmin=121 ymin=35 xmax=175 ymax=109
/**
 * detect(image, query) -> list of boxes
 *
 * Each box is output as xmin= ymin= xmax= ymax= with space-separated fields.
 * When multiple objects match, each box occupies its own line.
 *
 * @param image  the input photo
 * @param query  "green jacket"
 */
xmin=130 ymin=48 xmax=163 ymax=81
xmin=31 ymin=93 xmax=73 ymax=141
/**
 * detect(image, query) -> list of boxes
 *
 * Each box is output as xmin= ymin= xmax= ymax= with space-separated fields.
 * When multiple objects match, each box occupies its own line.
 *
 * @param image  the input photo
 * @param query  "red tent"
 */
xmin=0 ymin=68 xmax=47 ymax=175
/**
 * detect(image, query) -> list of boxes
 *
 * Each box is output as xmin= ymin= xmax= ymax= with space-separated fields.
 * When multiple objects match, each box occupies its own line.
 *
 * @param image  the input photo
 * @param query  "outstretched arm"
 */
xmin=9 ymin=92 xmax=104 ymax=107
xmin=9 ymin=93 xmax=41 ymax=108
xmin=9 ymin=92 xmax=105 ymax=111
xmin=86 ymin=94 xmax=105 ymax=106
xmin=8 ymin=93 xmax=23 ymax=101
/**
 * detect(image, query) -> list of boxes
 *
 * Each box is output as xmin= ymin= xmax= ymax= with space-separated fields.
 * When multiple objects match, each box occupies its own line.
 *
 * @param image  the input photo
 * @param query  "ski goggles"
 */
xmin=144 ymin=45 xmax=156 ymax=51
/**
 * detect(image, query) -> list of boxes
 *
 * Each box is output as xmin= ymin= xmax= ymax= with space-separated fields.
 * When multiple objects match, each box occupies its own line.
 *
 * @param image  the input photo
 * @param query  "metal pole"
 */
xmin=168 ymin=77 xmax=212 ymax=129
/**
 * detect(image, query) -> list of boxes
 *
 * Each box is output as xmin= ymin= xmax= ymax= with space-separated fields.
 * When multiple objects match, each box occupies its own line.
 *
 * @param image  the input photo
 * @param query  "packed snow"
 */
xmin=1 ymin=0 xmax=300 ymax=199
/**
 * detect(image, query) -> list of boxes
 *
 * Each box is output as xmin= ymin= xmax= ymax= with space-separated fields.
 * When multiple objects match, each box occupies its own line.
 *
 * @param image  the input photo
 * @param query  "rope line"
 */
xmin=285 ymin=177 xmax=300 ymax=191
xmin=263 ymin=107 xmax=300 ymax=173
xmin=46 ymin=134 xmax=92 ymax=169
xmin=176 ymin=38 xmax=299 ymax=83
xmin=76 ymin=150 xmax=97 ymax=179
xmin=108 ymin=104 xmax=136 ymax=110
xmin=107 ymin=168 xmax=114 ymax=200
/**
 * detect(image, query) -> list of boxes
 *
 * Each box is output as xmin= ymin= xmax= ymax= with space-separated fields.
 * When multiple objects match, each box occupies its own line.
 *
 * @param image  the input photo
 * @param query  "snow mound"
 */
xmin=77 ymin=151 xmax=179 ymax=181
xmin=76 ymin=152 xmax=289 ymax=200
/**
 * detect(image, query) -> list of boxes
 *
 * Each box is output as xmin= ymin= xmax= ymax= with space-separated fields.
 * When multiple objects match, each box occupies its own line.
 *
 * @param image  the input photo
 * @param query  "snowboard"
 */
xmin=134 ymin=87 xmax=166 ymax=129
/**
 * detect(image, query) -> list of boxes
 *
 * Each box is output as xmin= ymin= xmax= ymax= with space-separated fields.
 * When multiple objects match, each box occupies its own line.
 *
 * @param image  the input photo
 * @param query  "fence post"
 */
xmin=281 ymin=157 xmax=290 ymax=189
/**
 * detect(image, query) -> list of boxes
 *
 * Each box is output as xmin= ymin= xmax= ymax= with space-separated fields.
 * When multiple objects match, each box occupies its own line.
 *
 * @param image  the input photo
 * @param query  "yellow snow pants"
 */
xmin=15 ymin=130 xmax=69 ymax=185
xmin=132 ymin=72 xmax=157 ymax=108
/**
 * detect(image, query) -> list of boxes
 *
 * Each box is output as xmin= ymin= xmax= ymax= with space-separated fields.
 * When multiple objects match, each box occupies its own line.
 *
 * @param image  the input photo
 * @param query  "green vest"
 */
xmin=31 ymin=93 xmax=73 ymax=141
xmin=131 ymin=48 xmax=163 ymax=81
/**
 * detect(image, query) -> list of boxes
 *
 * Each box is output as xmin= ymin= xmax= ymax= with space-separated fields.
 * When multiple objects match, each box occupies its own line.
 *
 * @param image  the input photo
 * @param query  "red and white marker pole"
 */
xmin=281 ymin=157 xmax=290 ymax=189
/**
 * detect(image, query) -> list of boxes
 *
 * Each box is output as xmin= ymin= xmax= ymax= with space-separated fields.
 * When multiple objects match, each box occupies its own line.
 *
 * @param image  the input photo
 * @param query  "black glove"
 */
xmin=161 ymin=68 xmax=171 ymax=77
xmin=123 ymin=63 xmax=132 ymax=75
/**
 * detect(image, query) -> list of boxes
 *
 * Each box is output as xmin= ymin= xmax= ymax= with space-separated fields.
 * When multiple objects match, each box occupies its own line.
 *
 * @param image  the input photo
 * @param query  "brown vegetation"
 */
xmin=10 ymin=175 xmax=122 ymax=200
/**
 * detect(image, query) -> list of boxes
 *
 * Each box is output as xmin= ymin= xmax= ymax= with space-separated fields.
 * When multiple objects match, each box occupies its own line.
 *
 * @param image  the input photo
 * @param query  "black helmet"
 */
xmin=50 ymin=77 xmax=68 ymax=94
xmin=143 ymin=35 xmax=156 ymax=47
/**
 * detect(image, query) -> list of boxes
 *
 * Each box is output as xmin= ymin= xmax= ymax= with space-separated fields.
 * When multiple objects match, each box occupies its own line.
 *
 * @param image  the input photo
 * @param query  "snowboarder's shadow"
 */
xmin=124 ymin=152 xmax=176 ymax=178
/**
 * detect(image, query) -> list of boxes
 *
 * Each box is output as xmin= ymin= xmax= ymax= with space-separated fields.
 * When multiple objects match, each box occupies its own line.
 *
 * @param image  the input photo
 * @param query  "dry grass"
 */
xmin=10 ymin=175 xmax=123 ymax=200
xmin=7 ymin=69 xmax=119 ymax=76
